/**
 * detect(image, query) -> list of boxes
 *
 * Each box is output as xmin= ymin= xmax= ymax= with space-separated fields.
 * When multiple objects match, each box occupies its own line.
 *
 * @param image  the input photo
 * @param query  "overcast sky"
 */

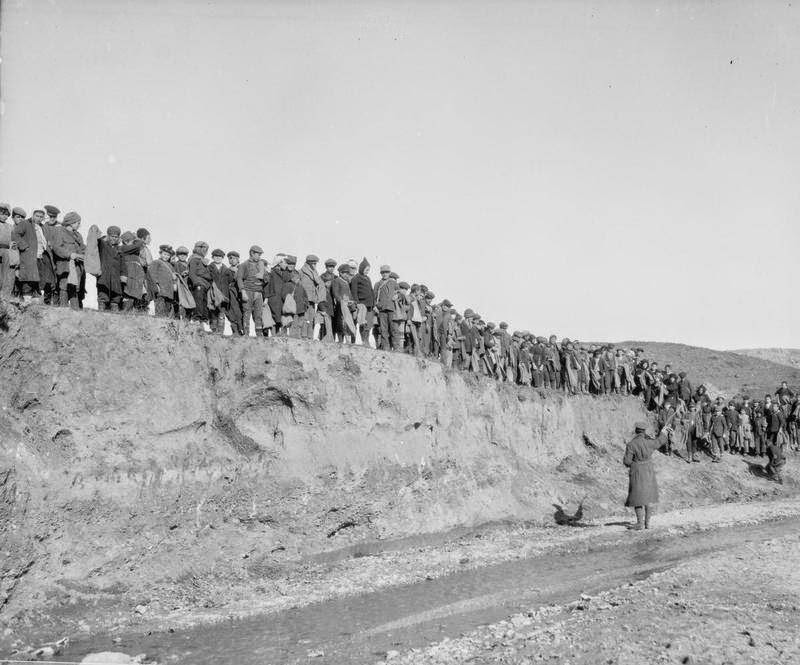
xmin=1 ymin=1 xmax=798 ymax=349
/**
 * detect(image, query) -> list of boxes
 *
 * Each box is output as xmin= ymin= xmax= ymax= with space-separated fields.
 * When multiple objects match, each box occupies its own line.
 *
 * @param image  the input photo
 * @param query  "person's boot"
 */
xmin=644 ymin=506 xmax=653 ymax=529
xmin=628 ymin=507 xmax=644 ymax=531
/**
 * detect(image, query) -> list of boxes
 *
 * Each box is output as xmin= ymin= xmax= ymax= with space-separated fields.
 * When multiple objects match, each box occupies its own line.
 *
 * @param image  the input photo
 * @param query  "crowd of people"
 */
xmin=0 ymin=202 xmax=796 ymax=478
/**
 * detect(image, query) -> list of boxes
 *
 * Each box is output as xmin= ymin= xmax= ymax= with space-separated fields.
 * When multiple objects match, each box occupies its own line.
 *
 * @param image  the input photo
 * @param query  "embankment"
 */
xmin=0 ymin=305 xmax=791 ymax=645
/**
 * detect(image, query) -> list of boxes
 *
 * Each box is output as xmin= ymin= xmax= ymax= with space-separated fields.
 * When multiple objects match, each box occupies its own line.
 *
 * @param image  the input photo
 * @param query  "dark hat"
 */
xmin=358 ymin=257 xmax=370 ymax=274
xmin=159 ymin=244 xmax=174 ymax=254
xmin=379 ymin=264 xmax=391 ymax=273
xmin=211 ymin=248 xmax=225 ymax=257
xmin=325 ymin=258 xmax=337 ymax=267
xmin=634 ymin=421 xmax=648 ymax=432
xmin=121 ymin=231 xmax=136 ymax=243
xmin=419 ymin=284 xmax=428 ymax=293
xmin=136 ymin=227 xmax=150 ymax=239
xmin=679 ymin=371 xmax=686 ymax=378
xmin=398 ymin=281 xmax=410 ymax=289
xmin=175 ymin=246 xmax=189 ymax=255
xmin=463 ymin=308 xmax=475 ymax=318
xmin=227 ymin=250 xmax=240 ymax=258
xmin=442 ymin=299 xmax=453 ymax=307
xmin=44 ymin=204 xmax=60 ymax=216
xmin=487 ymin=322 xmax=496 ymax=329
xmin=499 ymin=321 xmax=508 ymax=329
xmin=106 ymin=225 xmax=121 ymax=236
xmin=11 ymin=207 xmax=26 ymax=218
xmin=249 ymin=245 xmax=263 ymax=254
xmin=338 ymin=263 xmax=350 ymax=273
xmin=285 ymin=255 xmax=297 ymax=265
xmin=424 ymin=292 xmax=435 ymax=300
xmin=305 ymin=254 xmax=319 ymax=263
xmin=389 ymin=271 xmax=399 ymax=280
xmin=194 ymin=240 xmax=208 ymax=249
xmin=0 ymin=203 xmax=10 ymax=214
xmin=473 ymin=312 xmax=481 ymax=320
xmin=62 ymin=211 xmax=81 ymax=226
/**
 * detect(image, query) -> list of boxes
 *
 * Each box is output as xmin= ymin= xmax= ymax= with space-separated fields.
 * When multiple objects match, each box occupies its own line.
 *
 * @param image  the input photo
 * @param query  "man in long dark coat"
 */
xmin=188 ymin=241 xmax=212 ymax=323
xmin=225 ymin=251 xmax=244 ymax=335
xmin=96 ymin=225 xmax=124 ymax=311
xmin=623 ymin=421 xmax=671 ymax=530
xmin=10 ymin=207 xmax=40 ymax=299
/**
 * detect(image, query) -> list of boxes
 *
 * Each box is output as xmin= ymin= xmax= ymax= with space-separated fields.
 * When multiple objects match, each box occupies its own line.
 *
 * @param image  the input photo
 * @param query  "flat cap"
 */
xmin=44 ymin=204 xmax=60 ymax=216
xmin=398 ymin=281 xmax=410 ymax=289
xmin=441 ymin=299 xmax=453 ymax=307
xmin=227 ymin=250 xmax=240 ymax=258
xmin=487 ymin=322 xmax=496 ymax=329
xmin=634 ymin=421 xmax=648 ymax=432
xmin=285 ymin=255 xmax=297 ymax=265
xmin=379 ymin=264 xmax=391 ymax=273
xmin=0 ymin=203 xmax=10 ymax=213
xmin=389 ymin=272 xmax=399 ymax=280
xmin=499 ymin=321 xmax=508 ymax=328
xmin=136 ymin=227 xmax=150 ymax=239
xmin=249 ymin=245 xmax=263 ymax=254
xmin=306 ymin=254 xmax=319 ymax=263
xmin=121 ymin=231 xmax=136 ymax=242
xmin=211 ymin=248 xmax=225 ymax=257
xmin=159 ymin=244 xmax=174 ymax=254
xmin=62 ymin=211 xmax=81 ymax=226
xmin=175 ymin=246 xmax=189 ymax=255
xmin=33 ymin=208 xmax=44 ymax=215
xmin=338 ymin=263 xmax=350 ymax=273
xmin=424 ymin=292 xmax=435 ymax=300
xmin=12 ymin=207 xmax=26 ymax=218
xmin=324 ymin=258 xmax=337 ymax=267
xmin=106 ymin=225 xmax=121 ymax=236
xmin=463 ymin=308 xmax=474 ymax=318
xmin=194 ymin=240 xmax=208 ymax=248
xmin=679 ymin=371 xmax=686 ymax=378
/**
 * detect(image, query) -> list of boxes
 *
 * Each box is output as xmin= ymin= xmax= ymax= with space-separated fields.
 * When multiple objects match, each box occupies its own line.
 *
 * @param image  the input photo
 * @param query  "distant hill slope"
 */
xmin=616 ymin=341 xmax=800 ymax=398
xmin=734 ymin=348 xmax=800 ymax=371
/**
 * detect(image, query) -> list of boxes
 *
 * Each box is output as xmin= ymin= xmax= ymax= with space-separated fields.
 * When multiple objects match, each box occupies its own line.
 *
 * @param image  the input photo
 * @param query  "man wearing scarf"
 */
xmin=50 ymin=211 xmax=86 ymax=308
xmin=299 ymin=254 xmax=323 ymax=340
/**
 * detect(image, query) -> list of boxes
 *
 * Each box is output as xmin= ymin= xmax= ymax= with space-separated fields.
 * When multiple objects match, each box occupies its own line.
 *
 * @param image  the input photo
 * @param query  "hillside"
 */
xmin=616 ymin=341 xmax=800 ymax=398
xmin=734 ymin=348 xmax=800 ymax=371
xmin=0 ymin=305 xmax=796 ymax=651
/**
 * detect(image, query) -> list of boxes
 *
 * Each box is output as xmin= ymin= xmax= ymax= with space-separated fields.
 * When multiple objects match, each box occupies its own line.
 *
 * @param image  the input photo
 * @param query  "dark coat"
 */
xmin=373 ymin=277 xmax=397 ymax=312
xmin=350 ymin=272 xmax=374 ymax=307
xmin=11 ymin=218 xmax=39 ymax=282
xmin=148 ymin=258 xmax=176 ymax=299
xmin=188 ymin=255 xmax=212 ymax=289
xmin=266 ymin=266 xmax=294 ymax=321
xmin=50 ymin=226 xmax=86 ymax=275
xmin=121 ymin=246 xmax=147 ymax=299
xmin=96 ymin=238 xmax=124 ymax=293
xmin=623 ymin=432 xmax=665 ymax=507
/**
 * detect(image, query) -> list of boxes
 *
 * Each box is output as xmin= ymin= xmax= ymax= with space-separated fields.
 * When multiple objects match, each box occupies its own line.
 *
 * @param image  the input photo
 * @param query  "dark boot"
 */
xmin=644 ymin=505 xmax=653 ymax=529
xmin=628 ymin=507 xmax=644 ymax=530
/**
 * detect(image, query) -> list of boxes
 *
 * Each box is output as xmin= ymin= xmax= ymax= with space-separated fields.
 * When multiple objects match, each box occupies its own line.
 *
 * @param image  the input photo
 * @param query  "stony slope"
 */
xmin=0 ymin=305 xmax=795 ymax=649
xmin=617 ymin=340 xmax=800 ymax=398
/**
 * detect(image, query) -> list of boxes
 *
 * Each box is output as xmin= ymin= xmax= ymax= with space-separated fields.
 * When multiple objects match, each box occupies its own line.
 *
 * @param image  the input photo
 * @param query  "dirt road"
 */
xmin=43 ymin=498 xmax=800 ymax=665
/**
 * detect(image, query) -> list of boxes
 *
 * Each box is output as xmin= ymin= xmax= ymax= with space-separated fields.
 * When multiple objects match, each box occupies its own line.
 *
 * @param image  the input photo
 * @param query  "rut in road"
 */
xmin=58 ymin=516 xmax=800 ymax=665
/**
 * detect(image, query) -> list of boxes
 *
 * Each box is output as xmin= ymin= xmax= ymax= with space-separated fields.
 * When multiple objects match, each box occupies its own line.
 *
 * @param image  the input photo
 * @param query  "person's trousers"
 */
xmin=57 ymin=274 xmax=81 ymax=309
xmin=358 ymin=309 xmax=375 ymax=347
xmin=301 ymin=304 xmax=316 ymax=339
xmin=209 ymin=307 xmax=224 ymax=333
xmin=377 ymin=310 xmax=394 ymax=350
xmin=242 ymin=290 xmax=264 ymax=335
xmin=728 ymin=429 xmax=738 ymax=451
xmin=98 ymin=285 xmax=122 ymax=311
xmin=154 ymin=295 xmax=173 ymax=318
xmin=192 ymin=286 xmax=209 ymax=321
xmin=710 ymin=434 xmax=725 ymax=458
xmin=0 ymin=249 xmax=15 ymax=299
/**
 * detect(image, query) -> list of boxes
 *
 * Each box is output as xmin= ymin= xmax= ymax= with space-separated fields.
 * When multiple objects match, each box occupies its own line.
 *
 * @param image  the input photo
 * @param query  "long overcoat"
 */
xmin=11 ymin=218 xmax=40 ymax=282
xmin=623 ymin=432 xmax=666 ymax=507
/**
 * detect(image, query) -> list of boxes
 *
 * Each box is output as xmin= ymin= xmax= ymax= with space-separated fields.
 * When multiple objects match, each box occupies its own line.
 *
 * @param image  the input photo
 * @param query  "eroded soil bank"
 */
xmin=0 ymin=304 xmax=796 ymax=655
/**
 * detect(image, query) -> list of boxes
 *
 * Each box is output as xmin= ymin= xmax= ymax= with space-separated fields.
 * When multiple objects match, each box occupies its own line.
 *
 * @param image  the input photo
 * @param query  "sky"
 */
xmin=1 ymin=0 xmax=798 ymax=349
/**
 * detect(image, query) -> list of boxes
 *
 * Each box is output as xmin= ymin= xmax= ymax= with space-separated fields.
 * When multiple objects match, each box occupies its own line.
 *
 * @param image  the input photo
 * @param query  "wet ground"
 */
xmin=53 ymin=514 xmax=800 ymax=665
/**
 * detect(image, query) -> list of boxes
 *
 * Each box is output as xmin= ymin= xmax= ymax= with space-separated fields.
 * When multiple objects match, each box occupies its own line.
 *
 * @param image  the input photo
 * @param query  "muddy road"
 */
xmin=54 ymin=514 xmax=800 ymax=665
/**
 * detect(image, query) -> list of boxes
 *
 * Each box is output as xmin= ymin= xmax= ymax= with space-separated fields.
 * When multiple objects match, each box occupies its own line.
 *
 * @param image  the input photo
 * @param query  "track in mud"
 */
xmin=56 ymin=516 xmax=800 ymax=665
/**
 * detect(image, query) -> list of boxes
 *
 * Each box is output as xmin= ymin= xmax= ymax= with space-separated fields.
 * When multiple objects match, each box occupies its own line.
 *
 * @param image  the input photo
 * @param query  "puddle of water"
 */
xmin=58 ymin=516 xmax=800 ymax=665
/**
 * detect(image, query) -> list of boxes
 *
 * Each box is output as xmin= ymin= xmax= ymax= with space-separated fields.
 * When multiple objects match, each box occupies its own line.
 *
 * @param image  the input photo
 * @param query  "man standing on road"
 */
xmin=623 ymin=421 xmax=672 ymax=530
